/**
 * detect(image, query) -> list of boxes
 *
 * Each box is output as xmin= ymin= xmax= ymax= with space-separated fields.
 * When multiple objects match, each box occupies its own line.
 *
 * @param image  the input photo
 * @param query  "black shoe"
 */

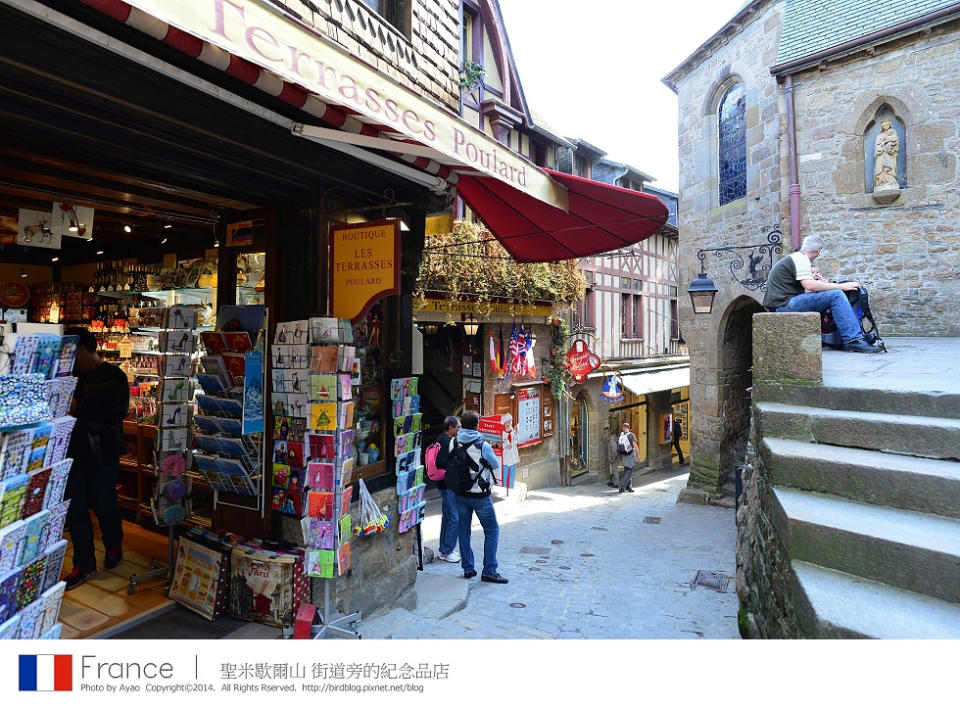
xmin=844 ymin=338 xmax=881 ymax=353
xmin=606 ymin=482 xmax=616 ymax=488
xmin=481 ymin=573 xmax=508 ymax=584
xmin=463 ymin=570 xmax=477 ymax=579
xmin=64 ymin=567 xmax=97 ymax=591
xmin=618 ymin=489 xmax=624 ymax=494
xmin=626 ymin=486 xmax=635 ymax=493
xmin=104 ymin=546 xmax=123 ymax=570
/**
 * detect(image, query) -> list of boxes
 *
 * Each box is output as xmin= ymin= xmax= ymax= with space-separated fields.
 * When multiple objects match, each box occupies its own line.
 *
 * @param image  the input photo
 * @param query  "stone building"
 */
xmin=664 ymin=0 xmax=960 ymax=494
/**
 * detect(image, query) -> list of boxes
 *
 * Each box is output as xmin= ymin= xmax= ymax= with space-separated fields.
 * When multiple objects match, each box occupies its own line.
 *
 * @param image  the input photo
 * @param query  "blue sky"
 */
xmin=498 ymin=0 xmax=747 ymax=192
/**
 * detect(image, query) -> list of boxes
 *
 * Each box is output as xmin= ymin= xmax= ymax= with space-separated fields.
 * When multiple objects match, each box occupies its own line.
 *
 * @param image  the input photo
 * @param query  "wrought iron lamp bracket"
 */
xmin=695 ymin=225 xmax=783 ymax=292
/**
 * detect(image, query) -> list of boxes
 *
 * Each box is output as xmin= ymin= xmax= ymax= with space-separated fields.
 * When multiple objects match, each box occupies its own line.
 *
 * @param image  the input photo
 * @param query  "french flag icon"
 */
xmin=19 ymin=654 xmax=72 ymax=691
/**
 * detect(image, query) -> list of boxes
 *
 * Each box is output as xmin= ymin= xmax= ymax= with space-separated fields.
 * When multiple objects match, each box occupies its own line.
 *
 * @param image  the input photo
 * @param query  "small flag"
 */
xmin=19 ymin=654 xmax=72 ymax=691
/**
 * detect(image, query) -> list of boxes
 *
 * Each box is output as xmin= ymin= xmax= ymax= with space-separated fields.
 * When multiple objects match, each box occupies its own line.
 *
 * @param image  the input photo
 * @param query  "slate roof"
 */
xmin=776 ymin=0 xmax=960 ymax=65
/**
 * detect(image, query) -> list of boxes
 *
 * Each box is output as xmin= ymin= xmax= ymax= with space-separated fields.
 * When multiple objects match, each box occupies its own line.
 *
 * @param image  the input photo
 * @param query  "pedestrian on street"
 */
xmin=450 ymin=410 xmax=507 ymax=584
xmin=672 ymin=417 xmax=685 ymax=465
xmin=618 ymin=422 xmax=639 ymax=493
xmin=604 ymin=426 xmax=620 ymax=488
xmin=63 ymin=326 xmax=130 ymax=590
xmin=434 ymin=415 xmax=461 ymax=564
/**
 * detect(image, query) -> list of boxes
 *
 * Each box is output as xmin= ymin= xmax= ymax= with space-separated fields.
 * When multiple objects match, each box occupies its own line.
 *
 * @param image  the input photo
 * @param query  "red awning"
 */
xmin=456 ymin=169 xmax=669 ymax=263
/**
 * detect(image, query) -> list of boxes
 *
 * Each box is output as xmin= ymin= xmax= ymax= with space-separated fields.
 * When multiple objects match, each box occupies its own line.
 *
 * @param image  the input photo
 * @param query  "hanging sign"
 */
xmin=600 ymin=374 xmax=624 ymax=403
xmin=0 ymin=281 xmax=31 ymax=308
xmin=561 ymin=339 xmax=601 ymax=383
xmin=226 ymin=220 xmax=254 ymax=247
xmin=52 ymin=202 xmax=95 ymax=238
xmin=329 ymin=219 xmax=401 ymax=322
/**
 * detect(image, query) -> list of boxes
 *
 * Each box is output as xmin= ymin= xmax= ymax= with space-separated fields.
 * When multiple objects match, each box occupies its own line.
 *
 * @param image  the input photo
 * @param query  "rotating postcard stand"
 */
xmin=129 ymin=306 xmax=196 ymax=595
xmin=275 ymin=317 xmax=361 ymax=638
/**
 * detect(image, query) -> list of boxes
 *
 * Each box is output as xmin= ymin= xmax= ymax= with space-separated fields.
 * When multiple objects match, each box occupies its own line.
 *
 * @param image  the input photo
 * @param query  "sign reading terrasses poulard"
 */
xmin=329 ymin=220 xmax=400 ymax=322
xmin=120 ymin=0 xmax=568 ymax=210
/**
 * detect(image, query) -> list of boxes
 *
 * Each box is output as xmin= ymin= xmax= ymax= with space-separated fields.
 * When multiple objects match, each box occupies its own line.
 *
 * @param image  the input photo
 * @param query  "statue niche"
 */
xmin=864 ymin=108 xmax=905 ymax=203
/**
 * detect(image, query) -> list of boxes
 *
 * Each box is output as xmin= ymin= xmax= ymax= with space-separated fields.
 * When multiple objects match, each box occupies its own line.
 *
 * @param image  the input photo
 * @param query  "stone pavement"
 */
xmin=822 ymin=337 xmax=960 ymax=394
xmin=360 ymin=468 xmax=739 ymax=639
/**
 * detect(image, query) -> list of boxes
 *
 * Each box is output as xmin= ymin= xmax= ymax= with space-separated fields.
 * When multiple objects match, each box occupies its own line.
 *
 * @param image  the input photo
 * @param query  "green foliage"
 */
xmin=547 ymin=318 xmax=570 ymax=401
xmin=413 ymin=220 xmax=587 ymax=322
xmin=459 ymin=60 xmax=485 ymax=90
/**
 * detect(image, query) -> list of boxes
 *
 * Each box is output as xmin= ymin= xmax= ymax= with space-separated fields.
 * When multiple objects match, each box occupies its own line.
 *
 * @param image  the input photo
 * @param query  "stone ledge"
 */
xmin=752 ymin=312 xmax=822 ymax=384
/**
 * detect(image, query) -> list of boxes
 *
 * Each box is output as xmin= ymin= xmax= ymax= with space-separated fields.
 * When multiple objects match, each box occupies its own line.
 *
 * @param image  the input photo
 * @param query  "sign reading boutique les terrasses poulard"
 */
xmin=122 ymin=0 xmax=567 ymax=210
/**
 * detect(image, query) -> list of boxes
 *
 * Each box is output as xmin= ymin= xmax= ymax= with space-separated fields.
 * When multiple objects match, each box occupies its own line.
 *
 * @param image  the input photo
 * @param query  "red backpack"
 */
xmin=424 ymin=442 xmax=446 ymax=481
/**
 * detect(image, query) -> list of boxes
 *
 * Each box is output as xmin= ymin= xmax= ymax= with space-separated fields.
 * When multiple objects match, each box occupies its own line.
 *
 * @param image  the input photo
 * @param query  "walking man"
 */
xmin=603 ymin=426 xmax=619 ymax=488
xmin=618 ymin=422 xmax=639 ymax=494
xmin=434 ymin=415 xmax=461 ymax=564
xmin=451 ymin=410 xmax=507 ymax=583
xmin=672 ymin=417 xmax=685 ymax=465
xmin=63 ymin=327 xmax=130 ymax=590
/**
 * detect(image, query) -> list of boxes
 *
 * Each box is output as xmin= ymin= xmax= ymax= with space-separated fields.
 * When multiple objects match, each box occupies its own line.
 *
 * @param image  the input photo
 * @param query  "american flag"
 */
xmin=512 ymin=326 xmax=527 ymax=376
xmin=506 ymin=323 xmax=520 ymax=379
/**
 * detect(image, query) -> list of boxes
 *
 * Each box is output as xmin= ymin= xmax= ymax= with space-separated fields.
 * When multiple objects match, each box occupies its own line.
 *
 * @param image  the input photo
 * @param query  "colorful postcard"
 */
xmin=224 ymin=331 xmax=254 ymax=353
xmin=273 ymin=416 xmax=306 ymax=443
xmin=274 ymin=320 xmax=308 ymax=346
xmin=310 ymin=403 xmax=338 ymax=432
xmin=309 ymin=317 xmax=339 ymax=344
xmin=161 ymin=403 xmax=189 ymax=428
xmin=200 ymin=331 xmax=227 ymax=355
xmin=304 ymin=519 xmax=335 ymax=550
xmin=307 ymin=490 xmax=334 ymax=520
xmin=310 ymin=346 xmax=338 ymax=374
xmin=336 ymin=542 xmax=350 ymax=575
xmin=271 ymin=486 xmax=301 ymax=515
xmin=306 ymin=549 xmax=334 ymax=578
xmin=338 ymin=429 xmax=355 ymax=460
xmin=242 ymin=350 xmax=264 ymax=435
xmin=338 ymin=374 xmax=353 ymax=400
xmin=339 ymin=485 xmax=353 ymax=519
xmin=306 ymin=461 xmax=334 ymax=491
xmin=55 ymin=336 xmax=79 ymax=378
xmin=270 ymin=393 xmax=309 ymax=418
xmin=338 ymin=401 xmax=355 ymax=430
xmin=161 ymin=378 xmax=190 ymax=404
xmin=309 ymin=374 xmax=337 ymax=402
xmin=306 ymin=433 xmax=335 ymax=460
xmin=222 ymin=352 xmax=247 ymax=378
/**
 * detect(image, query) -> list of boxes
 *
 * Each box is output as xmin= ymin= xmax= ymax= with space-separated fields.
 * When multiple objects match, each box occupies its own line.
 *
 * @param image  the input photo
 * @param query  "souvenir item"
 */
xmin=0 ymin=375 xmax=48 ymax=428
xmin=169 ymin=535 xmax=230 ymax=620
xmin=228 ymin=548 xmax=302 ymax=626
xmin=39 ymin=501 xmax=69 ymax=553
xmin=40 ymin=539 xmax=68 ymax=593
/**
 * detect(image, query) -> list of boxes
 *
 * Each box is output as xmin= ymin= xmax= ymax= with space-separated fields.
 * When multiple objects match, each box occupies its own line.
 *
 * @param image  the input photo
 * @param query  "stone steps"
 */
xmin=755 ymin=402 xmax=960 ymax=460
xmin=774 ymin=487 xmax=960 ymax=604
xmin=753 ymin=382 xmax=960 ymax=420
xmin=761 ymin=437 xmax=960 ymax=519
xmin=792 ymin=560 xmax=960 ymax=639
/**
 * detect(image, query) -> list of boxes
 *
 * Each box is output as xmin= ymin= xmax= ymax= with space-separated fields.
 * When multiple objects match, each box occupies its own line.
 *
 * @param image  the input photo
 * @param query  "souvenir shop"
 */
xmin=0 ymin=0 xmax=444 ymax=638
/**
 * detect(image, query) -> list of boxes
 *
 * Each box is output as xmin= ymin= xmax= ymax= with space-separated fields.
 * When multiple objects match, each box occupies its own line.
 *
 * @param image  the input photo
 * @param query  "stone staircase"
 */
xmin=752 ymin=382 xmax=960 ymax=638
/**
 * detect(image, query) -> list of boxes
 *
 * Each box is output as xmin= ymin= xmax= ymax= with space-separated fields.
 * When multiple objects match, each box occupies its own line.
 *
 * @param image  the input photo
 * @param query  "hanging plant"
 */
xmin=546 ymin=318 xmax=570 ymax=401
xmin=459 ymin=60 xmax=485 ymax=91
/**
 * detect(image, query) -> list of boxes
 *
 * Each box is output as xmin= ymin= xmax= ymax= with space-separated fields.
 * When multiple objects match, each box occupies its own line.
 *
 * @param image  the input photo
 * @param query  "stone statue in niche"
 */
xmin=873 ymin=119 xmax=900 ymax=189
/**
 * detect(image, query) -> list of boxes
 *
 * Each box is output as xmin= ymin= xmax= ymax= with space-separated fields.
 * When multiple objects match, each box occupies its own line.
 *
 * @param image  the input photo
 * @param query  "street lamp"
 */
xmin=687 ymin=266 xmax=718 ymax=315
xmin=462 ymin=313 xmax=479 ymax=336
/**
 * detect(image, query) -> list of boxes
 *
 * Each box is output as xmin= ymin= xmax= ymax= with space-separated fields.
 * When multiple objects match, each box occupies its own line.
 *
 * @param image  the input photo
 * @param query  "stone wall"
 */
xmin=789 ymin=20 xmax=960 ymax=336
xmin=277 ymin=0 xmax=461 ymax=111
xmin=672 ymin=2 xmax=786 ymax=492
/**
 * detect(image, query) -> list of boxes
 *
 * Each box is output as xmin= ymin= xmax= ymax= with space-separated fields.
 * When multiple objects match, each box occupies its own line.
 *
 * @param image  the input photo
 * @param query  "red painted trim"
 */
xmin=163 ymin=25 xmax=204 ymax=57
xmin=79 ymin=0 xmax=132 ymax=22
xmin=225 ymin=55 xmax=260 ymax=85
xmin=54 ymin=655 xmax=72 ymax=691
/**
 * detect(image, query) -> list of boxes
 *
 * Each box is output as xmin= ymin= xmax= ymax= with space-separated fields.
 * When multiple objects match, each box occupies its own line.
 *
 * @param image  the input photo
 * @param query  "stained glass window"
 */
xmin=718 ymin=83 xmax=746 ymax=205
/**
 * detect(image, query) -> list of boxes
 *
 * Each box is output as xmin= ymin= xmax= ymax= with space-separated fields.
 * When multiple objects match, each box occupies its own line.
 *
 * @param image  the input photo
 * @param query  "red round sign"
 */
xmin=562 ymin=339 xmax=601 ymax=383
xmin=0 ymin=281 xmax=30 ymax=308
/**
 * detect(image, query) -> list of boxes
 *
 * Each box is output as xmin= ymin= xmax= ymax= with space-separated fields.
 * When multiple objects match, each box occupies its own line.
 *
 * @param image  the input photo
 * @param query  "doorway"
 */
xmin=570 ymin=393 xmax=589 ymax=475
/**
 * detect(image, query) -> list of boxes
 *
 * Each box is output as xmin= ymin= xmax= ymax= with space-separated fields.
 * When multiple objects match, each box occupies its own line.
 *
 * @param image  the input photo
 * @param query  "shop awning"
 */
xmin=70 ymin=0 xmax=668 ymax=262
xmin=621 ymin=367 xmax=690 ymax=396
xmin=456 ymin=169 xmax=669 ymax=263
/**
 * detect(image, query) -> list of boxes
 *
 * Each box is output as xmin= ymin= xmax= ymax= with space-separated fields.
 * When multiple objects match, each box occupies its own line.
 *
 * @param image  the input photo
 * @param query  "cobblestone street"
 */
xmin=363 ymin=469 xmax=740 ymax=639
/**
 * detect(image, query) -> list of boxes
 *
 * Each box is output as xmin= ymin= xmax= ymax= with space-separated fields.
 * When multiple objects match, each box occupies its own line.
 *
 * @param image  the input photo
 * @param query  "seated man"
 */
xmin=763 ymin=235 xmax=880 ymax=353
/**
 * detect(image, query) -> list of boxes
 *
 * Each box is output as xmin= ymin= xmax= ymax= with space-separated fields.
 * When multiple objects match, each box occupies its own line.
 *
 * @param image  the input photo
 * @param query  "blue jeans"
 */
xmin=778 ymin=290 xmax=862 ymax=343
xmin=438 ymin=487 xmax=459 ymax=556
xmin=454 ymin=494 xmax=499 ymax=577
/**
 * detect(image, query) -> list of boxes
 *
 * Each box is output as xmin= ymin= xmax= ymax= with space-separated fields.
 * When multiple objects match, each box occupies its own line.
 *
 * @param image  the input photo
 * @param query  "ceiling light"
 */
xmin=51 ymin=256 xmax=59 ymax=263
xmin=123 ymin=224 xmax=132 ymax=233
xmin=20 ymin=267 xmax=27 ymax=278
xmin=86 ymin=236 xmax=93 ymax=242
xmin=160 ymin=237 xmax=168 ymax=244
xmin=163 ymin=223 xmax=173 ymax=229
xmin=213 ymin=240 xmax=220 ymax=248
xmin=68 ymin=225 xmax=78 ymax=233
xmin=96 ymin=249 xmax=104 ymax=255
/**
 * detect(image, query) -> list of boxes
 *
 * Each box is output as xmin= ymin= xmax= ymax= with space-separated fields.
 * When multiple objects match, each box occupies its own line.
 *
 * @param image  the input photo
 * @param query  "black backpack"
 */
xmin=444 ymin=439 xmax=493 ymax=494
xmin=821 ymin=285 xmax=886 ymax=352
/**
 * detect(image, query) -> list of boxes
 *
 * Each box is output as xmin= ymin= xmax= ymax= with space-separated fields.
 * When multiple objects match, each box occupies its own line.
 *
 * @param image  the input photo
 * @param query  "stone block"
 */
xmin=752 ymin=312 xmax=822 ymax=384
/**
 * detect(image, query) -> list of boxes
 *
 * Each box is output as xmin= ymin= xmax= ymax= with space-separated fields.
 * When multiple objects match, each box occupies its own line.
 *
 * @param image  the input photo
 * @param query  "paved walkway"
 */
xmin=823 ymin=337 xmax=960 ymax=394
xmin=360 ymin=468 xmax=739 ymax=639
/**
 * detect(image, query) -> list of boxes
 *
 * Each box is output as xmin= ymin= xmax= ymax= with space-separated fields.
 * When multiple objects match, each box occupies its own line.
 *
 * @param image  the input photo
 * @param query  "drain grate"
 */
xmin=692 ymin=570 xmax=731 ymax=593
xmin=642 ymin=516 xmax=661 ymax=525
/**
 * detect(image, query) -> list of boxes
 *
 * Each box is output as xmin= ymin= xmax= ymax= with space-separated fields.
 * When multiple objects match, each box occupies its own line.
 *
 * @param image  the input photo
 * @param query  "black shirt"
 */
xmin=68 ymin=360 xmax=130 ymax=467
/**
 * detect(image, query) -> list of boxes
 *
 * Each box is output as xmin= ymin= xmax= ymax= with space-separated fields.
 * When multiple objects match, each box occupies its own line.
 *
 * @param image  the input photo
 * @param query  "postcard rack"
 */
xmin=193 ymin=306 xmax=268 ymax=524
xmin=129 ymin=306 xmax=197 ymax=594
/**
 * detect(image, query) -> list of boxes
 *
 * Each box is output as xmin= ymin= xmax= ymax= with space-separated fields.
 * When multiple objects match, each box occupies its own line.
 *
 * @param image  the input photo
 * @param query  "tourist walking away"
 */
xmin=604 ymin=426 xmax=620 ymax=488
xmin=672 ymin=417 xmax=685 ymax=465
xmin=762 ymin=235 xmax=880 ymax=353
xmin=63 ymin=327 xmax=130 ymax=590
xmin=618 ymin=422 xmax=639 ymax=493
xmin=432 ymin=415 xmax=461 ymax=563
xmin=447 ymin=410 xmax=507 ymax=583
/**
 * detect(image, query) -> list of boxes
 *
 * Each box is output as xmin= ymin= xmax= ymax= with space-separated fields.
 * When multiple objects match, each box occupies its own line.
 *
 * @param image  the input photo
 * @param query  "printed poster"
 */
xmin=243 ymin=350 xmax=264 ymax=435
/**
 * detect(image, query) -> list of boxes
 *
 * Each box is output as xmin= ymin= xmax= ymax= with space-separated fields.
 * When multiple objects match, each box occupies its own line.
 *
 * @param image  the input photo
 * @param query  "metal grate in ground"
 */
xmin=692 ymin=570 xmax=731 ymax=593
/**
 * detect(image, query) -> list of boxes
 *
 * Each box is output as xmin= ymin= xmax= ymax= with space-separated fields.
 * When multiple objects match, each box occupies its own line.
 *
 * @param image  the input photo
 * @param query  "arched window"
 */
xmin=718 ymin=83 xmax=746 ymax=205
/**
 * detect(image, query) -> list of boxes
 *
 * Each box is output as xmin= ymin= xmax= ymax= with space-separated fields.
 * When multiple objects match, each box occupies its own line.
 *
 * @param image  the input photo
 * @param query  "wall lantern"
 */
xmin=461 ymin=313 xmax=479 ymax=337
xmin=687 ymin=266 xmax=718 ymax=315
xmin=422 ymin=323 xmax=439 ymax=335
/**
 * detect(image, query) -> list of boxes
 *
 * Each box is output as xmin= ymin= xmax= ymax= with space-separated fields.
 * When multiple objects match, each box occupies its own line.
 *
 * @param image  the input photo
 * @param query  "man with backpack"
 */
xmin=430 ymin=416 xmax=461 ymax=563
xmin=618 ymin=422 xmax=639 ymax=494
xmin=446 ymin=410 xmax=507 ymax=584
xmin=762 ymin=235 xmax=881 ymax=353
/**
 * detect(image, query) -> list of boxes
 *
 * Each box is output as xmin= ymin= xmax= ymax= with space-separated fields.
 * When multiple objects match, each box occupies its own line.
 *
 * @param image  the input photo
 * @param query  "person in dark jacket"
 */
xmin=452 ymin=410 xmax=507 ymax=583
xmin=63 ymin=327 xmax=130 ymax=590
xmin=672 ymin=417 xmax=685 ymax=465
xmin=434 ymin=415 xmax=461 ymax=563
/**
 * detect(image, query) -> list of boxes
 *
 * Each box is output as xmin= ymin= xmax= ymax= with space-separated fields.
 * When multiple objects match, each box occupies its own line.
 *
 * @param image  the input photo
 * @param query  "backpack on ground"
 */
xmin=618 ymin=432 xmax=633 ymax=455
xmin=821 ymin=284 xmax=886 ymax=352
xmin=424 ymin=442 xmax=445 ymax=481
xmin=445 ymin=439 xmax=494 ymax=494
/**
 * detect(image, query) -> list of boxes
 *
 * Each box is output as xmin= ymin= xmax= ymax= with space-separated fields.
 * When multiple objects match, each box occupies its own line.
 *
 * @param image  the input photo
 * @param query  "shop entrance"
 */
xmin=569 ymin=393 xmax=589 ymax=475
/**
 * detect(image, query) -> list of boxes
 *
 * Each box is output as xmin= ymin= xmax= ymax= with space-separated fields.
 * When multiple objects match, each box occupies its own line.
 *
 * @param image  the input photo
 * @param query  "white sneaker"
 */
xmin=438 ymin=551 xmax=460 ymax=563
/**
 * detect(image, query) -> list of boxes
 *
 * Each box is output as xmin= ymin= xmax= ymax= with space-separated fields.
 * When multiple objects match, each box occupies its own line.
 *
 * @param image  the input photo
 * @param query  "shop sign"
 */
xmin=418 ymin=298 xmax=552 ymax=318
xmin=226 ymin=220 xmax=254 ymax=247
xmin=16 ymin=208 xmax=60 ymax=250
xmin=561 ymin=339 xmax=601 ymax=383
xmin=478 ymin=416 xmax=504 ymax=462
xmin=600 ymin=374 xmax=624 ymax=403
xmin=0 ymin=281 xmax=30 ymax=308
xmin=121 ymin=0 xmax=567 ymax=210
xmin=515 ymin=386 xmax=542 ymax=448
xmin=329 ymin=219 xmax=400 ymax=322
